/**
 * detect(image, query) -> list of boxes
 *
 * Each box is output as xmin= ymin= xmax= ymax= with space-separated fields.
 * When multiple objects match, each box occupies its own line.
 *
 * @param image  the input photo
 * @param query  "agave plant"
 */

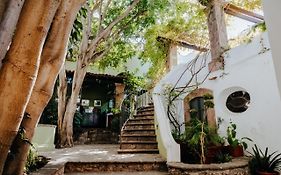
xmin=249 ymin=144 xmax=281 ymax=174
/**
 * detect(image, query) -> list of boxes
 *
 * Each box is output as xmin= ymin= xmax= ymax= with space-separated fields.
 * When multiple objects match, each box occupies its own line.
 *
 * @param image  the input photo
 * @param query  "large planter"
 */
xmin=32 ymin=124 xmax=56 ymax=151
xmin=180 ymin=143 xmax=191 ymax=163
xmin=180 ymin=143 xmax=200 ymax=164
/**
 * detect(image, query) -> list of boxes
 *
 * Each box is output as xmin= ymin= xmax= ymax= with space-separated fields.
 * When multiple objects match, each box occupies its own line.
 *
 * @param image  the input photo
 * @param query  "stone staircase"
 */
xmin=118 ymin=105 xmax=159 ymax=154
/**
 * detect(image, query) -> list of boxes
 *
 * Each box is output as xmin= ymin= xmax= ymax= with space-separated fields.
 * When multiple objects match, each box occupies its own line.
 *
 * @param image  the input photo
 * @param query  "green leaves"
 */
xmin=250 ymin=144 xmax=281 ymax=173
xmin=226 ymin=121 xmax=252 ymax=149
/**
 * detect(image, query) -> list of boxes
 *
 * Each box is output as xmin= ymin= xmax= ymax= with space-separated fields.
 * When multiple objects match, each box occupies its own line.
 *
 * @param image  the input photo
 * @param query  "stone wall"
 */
xmin=168 ymin=158 xmax=249 ymax=175
xmin=74 ymin=128 xmax=119 ymax=144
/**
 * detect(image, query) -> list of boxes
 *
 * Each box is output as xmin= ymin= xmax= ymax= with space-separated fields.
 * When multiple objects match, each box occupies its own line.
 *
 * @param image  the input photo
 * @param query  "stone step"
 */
xmin=133 ymin=114 xmax=154 ymax=120
xmin=129 ymin=118 xmax=154 ymax=122
xmin=121 ymin=134 xmax=156 ymax=141
xmin=122 ymin=128 xmax=155 ymax=135
xmin=122 ymin=130 xmax=155 ymax=135
xmin=137 ymin=108 xmax=154 ymax=115
xmin=124 ymin=123 xmax=155 ymax=130
xmin=120 ymin=141 xmax=158 ymax=149
xmin=117 ymin=149 xmax=159 ymax=154
xmin=127 ymin=120 xmax=154 ymax=125
xmin=64 ymin=161 xmax=167 ymax=173
xmin=138 ymin=105 xmax=154 ymax=111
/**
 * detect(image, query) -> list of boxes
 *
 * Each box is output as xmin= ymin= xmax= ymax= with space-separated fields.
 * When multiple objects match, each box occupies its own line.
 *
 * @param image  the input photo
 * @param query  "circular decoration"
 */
xmin=226 ymin=91 xmax=250 ymax=113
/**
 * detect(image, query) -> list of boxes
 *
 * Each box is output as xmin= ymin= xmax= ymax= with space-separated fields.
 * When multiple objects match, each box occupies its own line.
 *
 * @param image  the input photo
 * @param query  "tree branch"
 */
xmin=87 ymin=0 xmax=141 ymax=57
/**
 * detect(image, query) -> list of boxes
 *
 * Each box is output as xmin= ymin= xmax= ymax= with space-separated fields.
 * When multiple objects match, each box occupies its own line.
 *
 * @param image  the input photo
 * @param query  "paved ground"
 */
xmin=40 ymin=144 xmax=164 ymax=165
xmin=66 ymin=171 xmax=168 ymax=175
xmin=37 ymin=144 xmax=167 ymax=175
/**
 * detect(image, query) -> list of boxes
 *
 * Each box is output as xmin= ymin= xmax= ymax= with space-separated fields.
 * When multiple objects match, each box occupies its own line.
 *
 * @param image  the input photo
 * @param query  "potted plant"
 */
xmin=249 ymin=144 xmax=281 ymax=175
xmin=174 ymin=118 xmax=226 ymax=164
xmin=226 ymin=121 xmax=252 ymax=157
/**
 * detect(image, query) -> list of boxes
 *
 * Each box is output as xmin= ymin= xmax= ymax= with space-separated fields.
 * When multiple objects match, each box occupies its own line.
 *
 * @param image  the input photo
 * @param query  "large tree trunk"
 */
xmin=57 ymin=59 xmax=87 ymax=148
xmin=2 ymin=1 xmax=85 ymax=174
xmin=0 ymin=0 xmax=8 ymax=21
xmin=0 ymin=0 xmax=60 ymax=173
xmin=0 ymin=0 xmax=25 ymax=69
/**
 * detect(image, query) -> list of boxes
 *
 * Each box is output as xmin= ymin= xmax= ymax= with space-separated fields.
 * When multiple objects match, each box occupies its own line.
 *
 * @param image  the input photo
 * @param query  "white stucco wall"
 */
xmin=262 ymin=0 xmax=281 ymax=102
xmin=154 ymin=33 xmax=281 ymax=161
xmin=204 ymin=33 xmax=281 ymax=152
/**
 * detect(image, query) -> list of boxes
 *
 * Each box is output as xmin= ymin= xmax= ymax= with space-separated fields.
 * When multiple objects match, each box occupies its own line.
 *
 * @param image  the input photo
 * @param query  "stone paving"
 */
xmin=34 ymin=144 xmax=167 ymax=175
xmin=66 ymin=171 xmax=168 ymax=175
xmin=40 ymin=144 xmax=164 ymax=164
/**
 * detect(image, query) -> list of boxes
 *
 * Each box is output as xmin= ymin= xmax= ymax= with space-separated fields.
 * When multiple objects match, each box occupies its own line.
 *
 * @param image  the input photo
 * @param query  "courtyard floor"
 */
xmin=32 ymin=144 xmax=168 ymax=175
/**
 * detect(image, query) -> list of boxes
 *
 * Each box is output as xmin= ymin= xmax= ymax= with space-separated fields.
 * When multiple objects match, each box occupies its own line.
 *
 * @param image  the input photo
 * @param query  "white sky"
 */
xmin=178 ymin=14 xmax=260 ymax=64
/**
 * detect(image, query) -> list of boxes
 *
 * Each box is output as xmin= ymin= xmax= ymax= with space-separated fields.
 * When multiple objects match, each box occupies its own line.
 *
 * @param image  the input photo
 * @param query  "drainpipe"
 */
xmin=204 ymin=0 xmax=228 ymax=72
xmin=262 ymin=0 xmax=281 ymax=101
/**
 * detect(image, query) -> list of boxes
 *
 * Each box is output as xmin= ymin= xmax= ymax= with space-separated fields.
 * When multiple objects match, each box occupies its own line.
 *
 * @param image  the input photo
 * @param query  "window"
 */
xmin=189 ymin=97 xmax=205 ymax=121
xmin=226 ymin=91 xmax=250 ymax=113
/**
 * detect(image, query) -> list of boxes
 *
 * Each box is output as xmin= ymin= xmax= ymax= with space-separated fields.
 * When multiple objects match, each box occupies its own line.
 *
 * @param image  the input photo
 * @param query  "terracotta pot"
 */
xmin=229 ymin=145 xmax=244 ymax=157
xmin=257 ymin=171 xmax=280 ymax=175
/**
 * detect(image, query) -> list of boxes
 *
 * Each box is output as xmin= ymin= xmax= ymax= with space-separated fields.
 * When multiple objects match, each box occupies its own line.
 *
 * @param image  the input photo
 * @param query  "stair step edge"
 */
xmin=123 ymin=128 xmax=155 ymax=131
xmin=121 ymin=141 xmax=158 ymax=144
xmin=121 ymin=134 xmax=156 ymax=137
xmin=118 ymin=149 xmax=159 ymax=152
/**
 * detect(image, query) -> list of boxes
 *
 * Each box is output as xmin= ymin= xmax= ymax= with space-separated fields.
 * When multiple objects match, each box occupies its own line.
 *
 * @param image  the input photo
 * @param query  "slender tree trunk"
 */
xmin=0 ymin=0 xmax=25 ymax=69
xmin=2 ymin=1 xmax=85 ymax=174
xmin=0 ymin=0 xmax=60 ymax=173
xmin=57 ymin=59 xmax=87 ymax=147
xmin=56 ymin=0 xmax=142 ymax=148
xmin=57 ymin=65 xmax=68 ymax=146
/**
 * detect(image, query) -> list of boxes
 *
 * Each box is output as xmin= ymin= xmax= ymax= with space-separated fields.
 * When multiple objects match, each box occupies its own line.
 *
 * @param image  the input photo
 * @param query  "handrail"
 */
xmin=136 ymin=91 xmax=153 ymax=109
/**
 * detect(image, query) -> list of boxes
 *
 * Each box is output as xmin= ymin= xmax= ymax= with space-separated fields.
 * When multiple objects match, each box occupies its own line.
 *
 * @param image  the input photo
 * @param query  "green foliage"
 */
xmin=214 ymin=151 xmax=232 ymax=163
xmin=73 ymin=111 xmax=83 ymax=128
xmin=97 ymin=40 xmax=136 ymax=69
xmin=40 ymin=95 xmax=58 ymax=125
xmin=68 ymin=0 xmax=168 ymax=70
xmin=226 ymin=121 xmax=252 ymax=149
xmin=180 ymin=118 xmax=224 ymax=146
xmin=142 ymin=1 xmax=209 ymax=84
xmin=111 ymin=108 xmax=121 ymax=114
xmin=110 ymin=115 xmax=120 ymax=133
xmin=25 ymin=148 xmax=48 ymax=173
xmin=122 ymin=71 xmax=146 ymax=94
xmin=249 ymin=144 xmax=281 ymax=174
xmin=230 ymin=0 xmax=261 ymax=11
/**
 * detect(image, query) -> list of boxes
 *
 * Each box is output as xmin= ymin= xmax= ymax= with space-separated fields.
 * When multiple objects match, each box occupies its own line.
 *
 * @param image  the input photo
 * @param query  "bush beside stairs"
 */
xmin=118 ymin=104 xmax=159 ymax=154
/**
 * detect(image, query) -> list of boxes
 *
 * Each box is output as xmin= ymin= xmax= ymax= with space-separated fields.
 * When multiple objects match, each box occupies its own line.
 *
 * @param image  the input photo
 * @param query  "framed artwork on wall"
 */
xmin=81 ymin=99 xmax=90 ymax=106
xmin=94 ymin=100 xmax=101 ymax=107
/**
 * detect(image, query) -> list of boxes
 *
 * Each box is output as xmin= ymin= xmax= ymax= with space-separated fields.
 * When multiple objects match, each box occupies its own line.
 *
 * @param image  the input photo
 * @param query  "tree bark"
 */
xmin=0 ymin=0 xmax=25 ymax=70
xmin=0 ymin=0 xmax=60 ymax=173
xmin=57 ymin=59 xmax=87 ymax=147
xmin=57 ymin=64 xmax=68 ymax=146
xmin=2 ymin=1 xmax=85 ymax=174
xmin=0 ymin=0 xmax=8 ymax=21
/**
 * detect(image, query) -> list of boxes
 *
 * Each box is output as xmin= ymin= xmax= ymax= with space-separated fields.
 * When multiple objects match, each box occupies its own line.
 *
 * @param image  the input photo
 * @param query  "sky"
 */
xmin=178 ymin=14 xmax=259 ymax=64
